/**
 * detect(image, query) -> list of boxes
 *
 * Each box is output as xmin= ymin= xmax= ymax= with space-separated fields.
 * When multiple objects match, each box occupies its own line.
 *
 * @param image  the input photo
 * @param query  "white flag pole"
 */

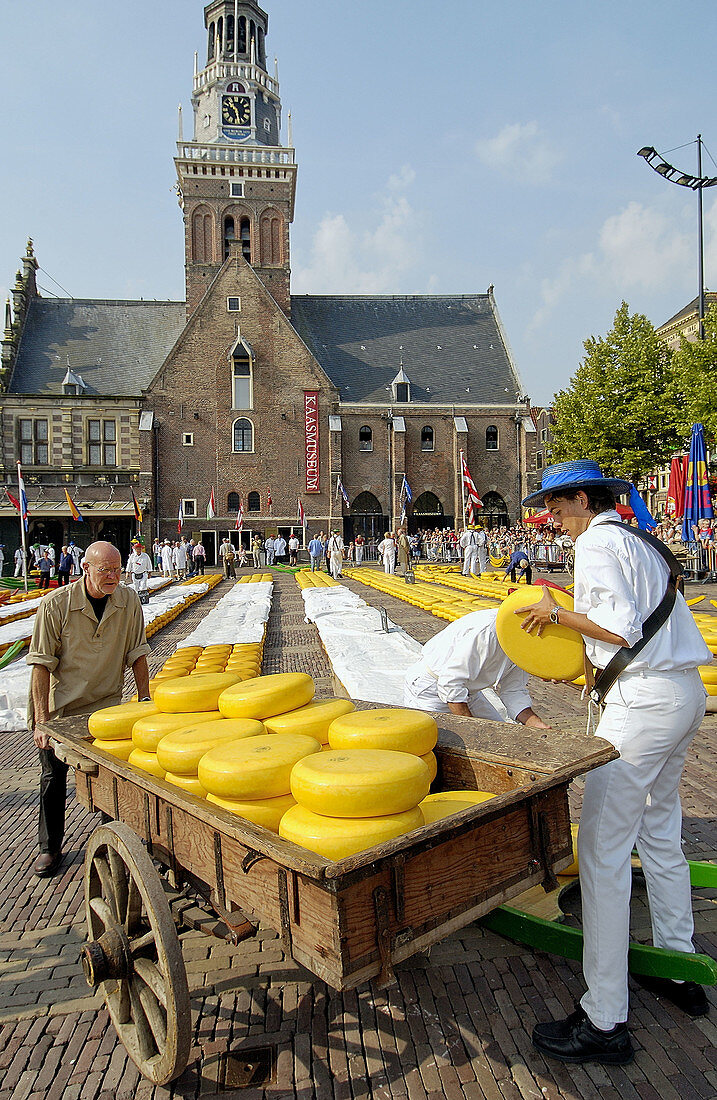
xmin=459 ymin=450 xmax=467 ymax=532
xmin=17 ymin=462 xmax=28 ymax=592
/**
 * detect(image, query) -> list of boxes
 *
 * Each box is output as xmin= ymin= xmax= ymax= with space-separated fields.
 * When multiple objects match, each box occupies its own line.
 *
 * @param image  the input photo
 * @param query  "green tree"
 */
xmin=551 ymin=302 xmax=680 ymax=481
xmin=670 ymin=304 xmax=717 ymax=442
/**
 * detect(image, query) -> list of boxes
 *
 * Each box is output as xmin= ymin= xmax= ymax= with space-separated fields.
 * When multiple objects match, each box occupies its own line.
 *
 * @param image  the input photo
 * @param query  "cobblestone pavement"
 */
xmin=0 ymin=571 xmax=715 ymax=1100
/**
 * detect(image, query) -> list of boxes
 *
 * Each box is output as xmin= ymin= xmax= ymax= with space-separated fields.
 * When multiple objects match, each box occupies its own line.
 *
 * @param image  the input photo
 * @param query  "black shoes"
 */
xmin=633 ymin=973 xmax=709 ymax=1017
xmin=532 ymin=1006 xmax=634 ymax=1065
xmin=33 ymin=851 xmax=63 ymax=878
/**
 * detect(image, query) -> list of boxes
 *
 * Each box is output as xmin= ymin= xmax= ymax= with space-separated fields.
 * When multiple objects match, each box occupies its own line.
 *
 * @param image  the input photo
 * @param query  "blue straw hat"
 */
xmin=522 ymin=460 xmax=631 ymax=508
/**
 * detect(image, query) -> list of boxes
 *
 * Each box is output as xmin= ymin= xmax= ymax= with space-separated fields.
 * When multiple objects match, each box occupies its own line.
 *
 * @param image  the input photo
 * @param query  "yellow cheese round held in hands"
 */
xmin=264 ymin=698 xmax=356 ymax=744
xmin=163 ymin=772 xmax=206 ymax=798
xmin=206 ymin=792 xmax=297 ymax=832
xmin=157 ymin=718 xmax=265 ymax=775
xmin=495 ymin=585 xmax=584 ymax=681
xmin=290 ymin=749 xmax=431 ymax=818
xmin=327 ymin=708 xmax=438 ymax=756
xmin=91 ymin=738 xmax=134 ymax=761
xmin=132 ymin=710 xmax=220 ymax=752
xmin=198 ymin=733 xmax=321 ymax=799
xmin=279 ymin=804 xmax=424 ymax=861
xmin=154 ymin=672 xmax=241 ymax=713
xmin=218 ymin=673 xmax=314 ymax=720
xmin=128 ymin=748 xmax=165 ymax=779
xmin=88 ymin=700 xmax=159 ymax=741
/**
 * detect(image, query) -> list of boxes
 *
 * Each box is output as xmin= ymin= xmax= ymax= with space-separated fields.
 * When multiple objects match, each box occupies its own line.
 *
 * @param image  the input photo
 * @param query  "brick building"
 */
xmin=1 ymin=0 xmax=535 ymax=564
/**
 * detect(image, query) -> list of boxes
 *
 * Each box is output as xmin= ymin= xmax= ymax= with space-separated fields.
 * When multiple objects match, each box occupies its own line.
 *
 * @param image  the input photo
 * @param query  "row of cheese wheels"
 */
xmin=137 ymin=637 xmax=265 ymax=699
xmin=144 ymin=574 xmax=222 ymax=641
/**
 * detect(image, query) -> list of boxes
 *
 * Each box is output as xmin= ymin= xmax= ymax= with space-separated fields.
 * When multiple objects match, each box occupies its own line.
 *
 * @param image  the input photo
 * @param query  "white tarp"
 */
xmin=301 ymin=586 xmax=422 ymax=705
xmin=177 ymin=581 xmax=273 ymax=648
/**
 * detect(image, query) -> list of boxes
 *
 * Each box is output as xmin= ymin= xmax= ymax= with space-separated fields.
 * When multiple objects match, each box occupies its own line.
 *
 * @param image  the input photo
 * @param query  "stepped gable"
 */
xmin=9 ymin=298 xmax=186 ymax=396
xmin=290 ymin=293 xmax=524 ymax=405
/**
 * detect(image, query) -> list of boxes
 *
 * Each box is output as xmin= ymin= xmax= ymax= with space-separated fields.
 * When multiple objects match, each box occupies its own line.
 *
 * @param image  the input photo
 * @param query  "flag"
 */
xmin=336 ymin=476 xmax=350 ymax=508
xmin=682 ymin=423 xmax=714 ymax=543
xmin=628 ymin=484 xmax=656 ymax=531
xmin=460 ymin=451 xmax=482 ymax=521
xmin=177 ymin=500 xmax=184 ymax=534
xmin=267 ymin=487 xmax=273 ymax=510
xmin=206 ymin=487 xmax=216 ymax=520
xmin=17 ymin=463 xmax=29 ymax=532
xmin=665 ymin=455 xmax=688 ymax=519
xmin=131 ymin=487 xmax=143 ymax=524
xmin=6 ymin=490 xmax=20 ymax=513
xmin=64 ymin=489 xmax=83 ymax=523
xmin=400 ymin=475 xmax=413 ymax=504
xmin=297 ymin=499 xmax=305 ymax=526
xmin=235 ymin=498 xmax=244 ymax=531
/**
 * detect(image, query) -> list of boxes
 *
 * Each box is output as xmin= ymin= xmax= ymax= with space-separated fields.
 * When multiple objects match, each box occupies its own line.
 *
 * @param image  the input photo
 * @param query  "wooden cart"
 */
xmin=47 ymin=711 xmax=616 ymax=1085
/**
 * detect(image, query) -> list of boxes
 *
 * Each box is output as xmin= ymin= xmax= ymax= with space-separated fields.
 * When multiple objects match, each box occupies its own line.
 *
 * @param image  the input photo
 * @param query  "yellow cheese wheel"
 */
xmin=290 ymin=749 xmax=431 ymax=818
xmin=327 ymin=708 xmax=438 ymax=756
xmin=128 ymin=748 xmax=165 ymax=779
xmin=421 ymin=750 xmax=438 ymax=784
xmin=422 ymin=789 xmax=495 ymax=806
xmin=218 ymin=673 xmax=315 ymax=720
xmin=157 ymin=718 xmax=265 ymax=774
xmin=279 ymin=804 xmax=424 ymax=861
xmin=420 ymin=798 xmax=482 ymax=824
xmin=495 ymin=585 xmax=584 ymax=681
xmin=88 ymin=700 xmax=159 ymax=741
xmin=206 ymin=792 xmax=297 ymax=832
xmin=164 ymin=772 xmax=206 ymax=798
xmin=264 ymin=698 xmax=356 ymax=744
xmin=91 ymin=738 xmax=134 ymax=761
xmin=154 ymin=672 xmax=241 ymax=713
xmin=132 ymin=710 xmax=219 ymax=752
xmin=199 ymin=733 xmax=321 ymax=799
xmin=559 ymin=823 xmax=580 ymax=876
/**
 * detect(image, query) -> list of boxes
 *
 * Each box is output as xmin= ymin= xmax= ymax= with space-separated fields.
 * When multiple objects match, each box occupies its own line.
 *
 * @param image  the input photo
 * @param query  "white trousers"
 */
xmin=355 ymin=547 xmax=364 ymax=564
xmin=579 ymin=667 xmax=705 ymax=1029
xmin=132 ymin=572 xmax=148 ymax=594
xmin=403 ymin=672 xmax=508 ymax=722
xmin=329 ymin=551 xmax=342 ymax=579
xmin=383 ymin=552 xmax=395 ymax=574
xmin=478 ymin=548 xmax=488 ymax=573
xmin=462 ymin=548 xmax=479 ymax=575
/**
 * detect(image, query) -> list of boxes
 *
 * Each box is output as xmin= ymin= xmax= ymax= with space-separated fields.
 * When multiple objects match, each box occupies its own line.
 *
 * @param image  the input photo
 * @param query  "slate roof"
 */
xmin=290 ymin=294 xmax=524 ymax=405
xmin=658 ymin=290 xmax=717 ymax=331
xmin=9 ymin=298 xmax=186 ymax=396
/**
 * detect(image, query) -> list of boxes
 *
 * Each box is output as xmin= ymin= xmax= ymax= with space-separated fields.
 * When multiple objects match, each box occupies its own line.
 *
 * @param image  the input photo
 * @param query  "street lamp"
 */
xmin=637 ymin=137 xmax=717 ymax=338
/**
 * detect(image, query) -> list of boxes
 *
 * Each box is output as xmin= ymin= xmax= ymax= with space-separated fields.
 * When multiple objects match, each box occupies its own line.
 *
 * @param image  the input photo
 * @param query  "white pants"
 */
xmin=329 ymin=551 xmax=342 ymax=579
xmin=403 ymin=671 xmax=509 ymax=722
xmin=462 ymin=548 xmax=479 ymax=575
xmin=478 ymin=547 xmax=488 ymax=573
xmin=383 ymin=552 xmax=395 ymax=574
xmin=132 ymin=572 xmax=148 ymax=594
xmin=579 ymin=667 xmax=705 ymax=1029
xmin=355 ymin=546 xmax=363 ymax=564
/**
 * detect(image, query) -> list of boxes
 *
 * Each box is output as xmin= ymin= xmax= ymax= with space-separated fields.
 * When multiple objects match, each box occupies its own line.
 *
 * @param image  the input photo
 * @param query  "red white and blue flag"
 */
xmin=177 ymin=501 xmax=184 ymax=533
xmin=235 ymin=498 xmax=244 ymax=531
xmin=297 ymin=499 xmax=305 ymax=526
xmin=460 ymin=451 xmax=482 ymax=523
xmin=336 ymin=477 xmax=350 ymax=509
xmin=206 ymin=487 xmax=216 ymax=520
xmin=267 ymin=488 xmax=273 ymax=510
xmin=16 ymin=463 xmax=29 ymax=532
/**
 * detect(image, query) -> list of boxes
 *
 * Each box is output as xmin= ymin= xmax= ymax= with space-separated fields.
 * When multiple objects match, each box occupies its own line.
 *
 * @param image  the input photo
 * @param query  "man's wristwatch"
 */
xmin=549 ymin=606 xmax=560 ymax=625
xmin=139 ymin=696 xmax=152 ymax=702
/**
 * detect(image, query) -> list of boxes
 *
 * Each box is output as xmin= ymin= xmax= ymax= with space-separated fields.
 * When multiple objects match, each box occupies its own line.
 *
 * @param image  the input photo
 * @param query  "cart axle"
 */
xmin=81 ymin=925 xmax=133 ymax=987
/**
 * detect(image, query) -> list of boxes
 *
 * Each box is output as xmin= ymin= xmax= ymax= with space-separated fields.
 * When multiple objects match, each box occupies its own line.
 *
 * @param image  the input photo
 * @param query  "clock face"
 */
xmin=222 ymin=94 xmax=251 ymax=126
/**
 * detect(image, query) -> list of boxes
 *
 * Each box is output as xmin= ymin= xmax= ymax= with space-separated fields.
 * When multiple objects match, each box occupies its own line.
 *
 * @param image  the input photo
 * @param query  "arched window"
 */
xmin=232 ymin=344 xmax=252 ymax=410
xmin=247 ymin=491 xmax=260 ymax=512
xmin=233 ymin=418 xmax=253 ymax=453
xmin=223 ymin=215 xmax=235 ymax=261
xmin=227 ymin=492 xmax=240 ymax=513
xmin=260 ymin=211 xmax=283 ymax=266
xmin=481 ymin=491 xmax=508 ymax=529
xmin=351 ymin=491 xmax=382 ymax=514
xmin=226 ymin=14 xmax=235 ymax=53
xmin=238 ymin=15 xmax=247 ymax=53
xmin=421 ymin=425 xmax=434 ymax=452
xmin=240 ymin=216 xmax=251 ymax=262
xmin=413 ymin=492 xmax=443 ymax=516
xmin=192 ymin=207 xmax=213 ymax=264
xmin=257 ymin=27 xmax=266 ymax=66
xmin=208 ymin=22 xmax=215 ymax=62
xmin=217 ymin=16 xmax=223 ymax=55
xmin=486 ymin=425 xmax=499 ymax=450
xmin=359 ymin=425 xmax=373 ymax=452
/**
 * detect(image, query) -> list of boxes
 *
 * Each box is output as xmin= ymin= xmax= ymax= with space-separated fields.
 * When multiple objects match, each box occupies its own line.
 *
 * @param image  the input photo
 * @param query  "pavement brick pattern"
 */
xmin=0 ymin=571 xmax=715 ymax=1100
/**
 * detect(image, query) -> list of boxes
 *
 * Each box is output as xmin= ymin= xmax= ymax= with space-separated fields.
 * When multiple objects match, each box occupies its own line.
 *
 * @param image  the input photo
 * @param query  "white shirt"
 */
xmin=274 ymin=537 xmax=287 ymax=555
xmin=127 ymin=551 xmax=152 ymax=574
xmin=378 ymin=537 xmax=396 ymax=556
xmin=288 ymin=537 xmax=300 ymax=550
xmin=161 ymin=546 xmax=173 ymax=567
xmin=327 ymin=535 xmax=344 ymax=554
xmin=173 ymin=545 xmax=187 ymax=567
xmin=406 ymin=609 xmax=532 ymax=719
xmin=574 ymin=510 xmax=710 ymax=672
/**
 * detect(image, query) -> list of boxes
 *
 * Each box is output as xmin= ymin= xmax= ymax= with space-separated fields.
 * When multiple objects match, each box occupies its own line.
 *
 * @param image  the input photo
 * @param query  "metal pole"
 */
xmin=459 ymin=448 xmax=467 ymax=528
xmin=698 ymin=134 xmax=705 ymax=340
xmin=17 ymin=462 xmax=28 ymax=593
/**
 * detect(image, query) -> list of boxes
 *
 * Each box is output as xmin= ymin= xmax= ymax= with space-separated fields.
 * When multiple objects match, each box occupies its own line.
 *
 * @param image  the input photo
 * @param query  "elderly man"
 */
xmin=403 ymin=607 xmax=549 ymax=727
xmin=28 ymin=541 xmax=150 ymax=877
xmin=520 ymin=460 xmax=710 ymax=1065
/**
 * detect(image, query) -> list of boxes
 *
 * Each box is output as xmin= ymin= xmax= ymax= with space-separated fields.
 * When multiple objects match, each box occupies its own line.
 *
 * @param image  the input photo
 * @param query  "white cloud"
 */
xmin=476 ymin=122 xmax=562 ymax=184
xmin=292 ymin=170 xmax=426 ymax=294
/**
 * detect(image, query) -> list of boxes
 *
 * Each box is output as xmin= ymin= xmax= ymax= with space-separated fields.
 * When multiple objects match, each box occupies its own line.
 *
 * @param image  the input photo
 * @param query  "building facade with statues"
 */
xmin=0 ymin=0 xmax=536 ymax=564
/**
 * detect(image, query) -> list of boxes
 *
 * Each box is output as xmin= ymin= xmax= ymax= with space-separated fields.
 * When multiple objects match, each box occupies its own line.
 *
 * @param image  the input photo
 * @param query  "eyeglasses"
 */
xmin=89 ymin=566 xmax=122 ymax=576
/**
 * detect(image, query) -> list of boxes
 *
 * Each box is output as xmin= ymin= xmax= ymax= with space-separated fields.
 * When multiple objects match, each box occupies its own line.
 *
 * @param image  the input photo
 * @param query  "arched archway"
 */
xmin=481 ymin=491 xmax=508 ymax=529
xmin=347 ymin=491 xmax=387 ymax=545
xmin=412 ymin=491 xmax=451 ymax=533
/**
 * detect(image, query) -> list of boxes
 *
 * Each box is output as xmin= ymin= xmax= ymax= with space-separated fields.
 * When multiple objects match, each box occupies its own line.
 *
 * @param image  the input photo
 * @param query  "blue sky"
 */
xmin=2 ymin=0 xmax=716 ymax=404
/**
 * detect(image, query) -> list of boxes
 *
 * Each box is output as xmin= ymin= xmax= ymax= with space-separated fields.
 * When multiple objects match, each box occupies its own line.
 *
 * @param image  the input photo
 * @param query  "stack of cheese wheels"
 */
xmin=89 ymin=700 xmax=159 ymax=761
xmin=157 ymin=717 xmax=265 ymax=799
xmin=199 ymin=733 xmax=321 ymax=830
xmin=327 ymin=707 xmax=439 ymax=784
xmin=419 ymin=789 xmax=495 ymax=824
xmin=263 ymin=698 xmax=356 ymax=744
xmin=130 ymin=709 xmax=219 ymax=779
xmin=218 ymin=672 xmax=314 ymax=720
xmin=280 ymin=748 xmax=431 ymax=861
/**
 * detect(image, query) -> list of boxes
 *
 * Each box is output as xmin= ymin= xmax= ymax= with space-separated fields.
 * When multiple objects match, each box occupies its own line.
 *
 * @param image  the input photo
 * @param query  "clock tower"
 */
xmin=177 ymin=0 xmax=297 ymax=315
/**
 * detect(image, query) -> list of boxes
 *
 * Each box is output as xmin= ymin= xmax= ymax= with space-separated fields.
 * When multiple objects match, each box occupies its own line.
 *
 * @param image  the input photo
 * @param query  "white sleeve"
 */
xmin=579 ymin=540 xmax=644 ymax=646
xmin=494 ymin=664 xmax=533 ymax=722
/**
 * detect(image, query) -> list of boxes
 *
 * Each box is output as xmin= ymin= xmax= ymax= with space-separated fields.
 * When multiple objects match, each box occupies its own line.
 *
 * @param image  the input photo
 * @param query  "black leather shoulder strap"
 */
xmin=589 ymin=522 xmax=682 ymax=706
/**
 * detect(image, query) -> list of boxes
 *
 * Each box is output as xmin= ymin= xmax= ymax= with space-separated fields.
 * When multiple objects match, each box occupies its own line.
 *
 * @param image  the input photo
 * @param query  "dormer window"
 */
xmin=391 ymin=367 xmax=411 ymax=403
xmin=62 ymin=368 xmax=86 ymax=397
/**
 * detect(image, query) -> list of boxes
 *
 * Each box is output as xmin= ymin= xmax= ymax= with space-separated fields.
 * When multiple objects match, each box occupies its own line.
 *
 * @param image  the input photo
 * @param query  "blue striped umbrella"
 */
xmin=682 ymin=423 xmax=713 ymax=543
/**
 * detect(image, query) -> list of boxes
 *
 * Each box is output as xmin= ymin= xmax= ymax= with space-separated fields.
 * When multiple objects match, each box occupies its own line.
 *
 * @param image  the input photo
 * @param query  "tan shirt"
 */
xmin=26 ymin=580 xmax=150 ymax=723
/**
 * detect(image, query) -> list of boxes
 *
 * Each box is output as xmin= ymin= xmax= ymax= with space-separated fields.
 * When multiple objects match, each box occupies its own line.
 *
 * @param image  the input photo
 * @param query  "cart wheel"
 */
xmin=82 ymin=821 xmax=191 ymax=1085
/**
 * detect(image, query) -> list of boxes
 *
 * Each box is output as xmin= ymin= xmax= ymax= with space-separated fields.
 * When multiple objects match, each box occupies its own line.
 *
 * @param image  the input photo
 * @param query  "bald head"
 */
xmin=83 ymin=542 xmax=122 ymax=598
